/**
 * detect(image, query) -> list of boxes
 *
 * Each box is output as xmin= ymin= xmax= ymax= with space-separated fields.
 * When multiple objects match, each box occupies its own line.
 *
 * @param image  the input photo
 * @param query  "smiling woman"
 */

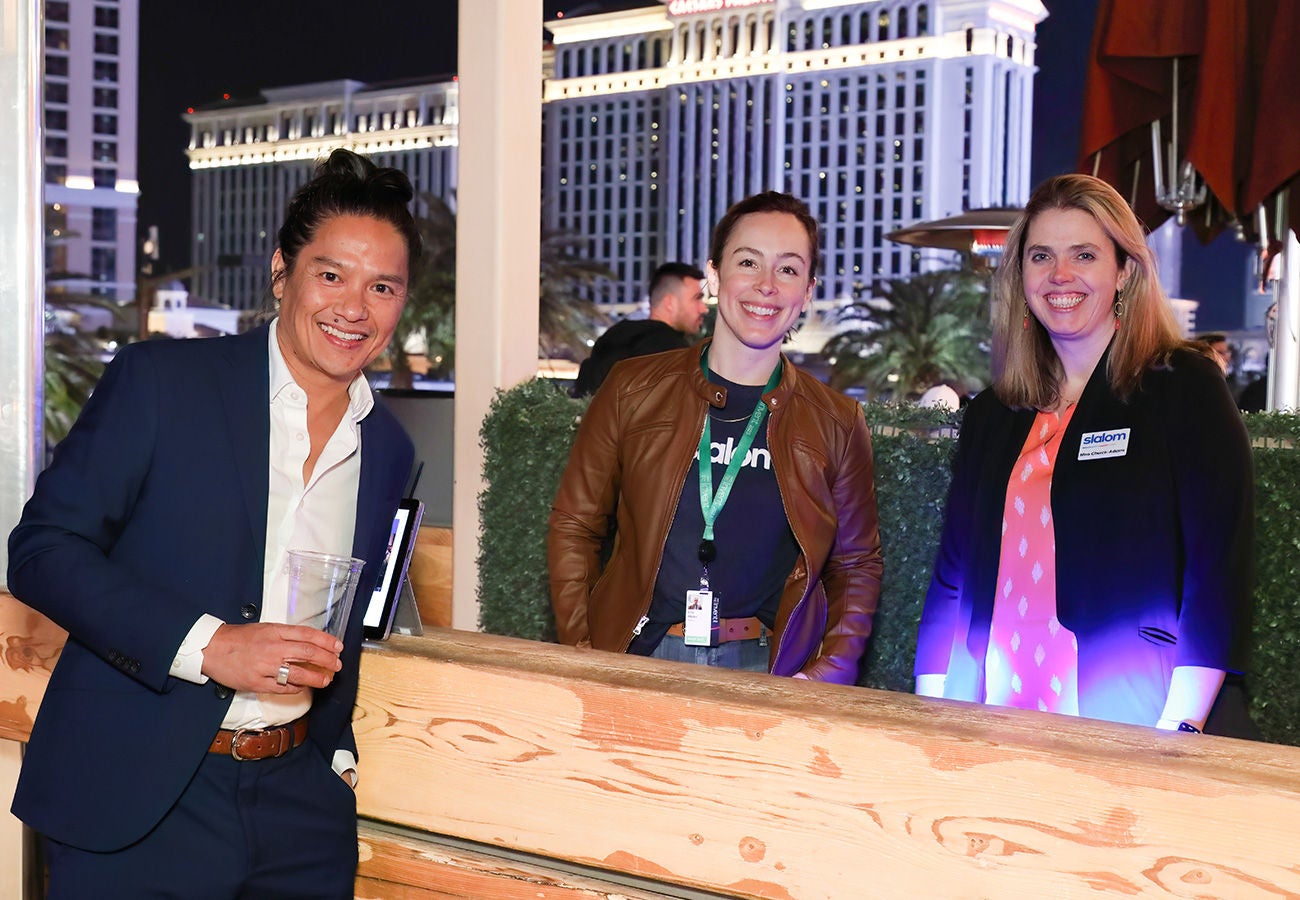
xmin=915 ymin=174 xmax=1257 ymax=738
xmin=705 ymin=197 xmax=817 ymax=386
xmin=548 ymin=191 xmax=883 ymax=685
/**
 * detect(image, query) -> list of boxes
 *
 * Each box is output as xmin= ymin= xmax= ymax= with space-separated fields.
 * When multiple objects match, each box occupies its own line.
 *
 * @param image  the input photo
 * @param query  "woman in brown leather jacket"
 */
xmin=547 ymin=192 xmax=882 ymax=684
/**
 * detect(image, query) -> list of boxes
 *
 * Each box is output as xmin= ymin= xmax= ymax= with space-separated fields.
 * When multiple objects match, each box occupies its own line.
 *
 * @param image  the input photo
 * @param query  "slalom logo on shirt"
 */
xmin=693 ymin=437 xmax=773 ymax=470
xmin=1078 ymin=427 xmax=1130 ymax=460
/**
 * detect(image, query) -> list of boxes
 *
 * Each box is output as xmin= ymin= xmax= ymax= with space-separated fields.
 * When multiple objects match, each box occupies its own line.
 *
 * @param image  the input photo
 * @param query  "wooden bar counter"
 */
xmin=4 ymin=589 xmax=1300 ymax=898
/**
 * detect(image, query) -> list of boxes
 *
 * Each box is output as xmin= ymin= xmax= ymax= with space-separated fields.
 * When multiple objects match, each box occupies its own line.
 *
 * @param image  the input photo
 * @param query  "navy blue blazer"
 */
xmin=7 ymin=325 xmax=413 ymax=851
xmin=915 ymin=348 xmax=1254 ymax=727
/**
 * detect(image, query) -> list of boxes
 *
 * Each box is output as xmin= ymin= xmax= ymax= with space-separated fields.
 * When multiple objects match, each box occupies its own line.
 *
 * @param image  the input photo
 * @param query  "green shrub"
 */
xmin=1244 ymin=413 xmax=1300 ymax=745
xmin=476 ymin=379 xmax=585 ymax=641
xmin=478 ymin=380 xmax=1300 ymax=744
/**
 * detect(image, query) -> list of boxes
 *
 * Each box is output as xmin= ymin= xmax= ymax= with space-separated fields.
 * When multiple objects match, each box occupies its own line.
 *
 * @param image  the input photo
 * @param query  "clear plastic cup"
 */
xmin=284 ymin=549 xmax=366 ymax=639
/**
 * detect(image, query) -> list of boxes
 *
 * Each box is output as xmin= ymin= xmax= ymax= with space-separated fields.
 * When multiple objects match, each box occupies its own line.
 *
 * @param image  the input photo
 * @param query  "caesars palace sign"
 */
xmin=667 ymin=0 xmax=774 ymax=15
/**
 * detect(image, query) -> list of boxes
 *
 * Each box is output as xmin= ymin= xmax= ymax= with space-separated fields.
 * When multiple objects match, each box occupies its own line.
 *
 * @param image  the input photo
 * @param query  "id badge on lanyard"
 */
xmin=683 ymin=586 xmax=717 ymax=646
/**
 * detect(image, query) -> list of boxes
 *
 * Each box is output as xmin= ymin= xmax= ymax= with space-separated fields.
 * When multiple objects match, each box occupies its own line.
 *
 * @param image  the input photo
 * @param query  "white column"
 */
xmin=0 ymin=3 xmax=41 ymax=893
xmin=1270 ymin=228 xmax=1300 ymax=411
xmin=0 ymin=0 xmax=44 ymax=582
xmin=452 ymin=0 xmax=542 ymax=630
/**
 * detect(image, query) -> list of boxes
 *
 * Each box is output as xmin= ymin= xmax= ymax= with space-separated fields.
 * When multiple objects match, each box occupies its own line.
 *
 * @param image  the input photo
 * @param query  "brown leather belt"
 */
xmin=667 ymin=616 xmax=766 ymax=644
xmin=209 ymin=715 xmax=309 ymax=761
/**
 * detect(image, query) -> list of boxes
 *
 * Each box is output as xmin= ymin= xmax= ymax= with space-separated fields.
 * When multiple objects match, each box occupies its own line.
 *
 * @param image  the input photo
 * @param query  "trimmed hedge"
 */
xmin=1244 ymin=414 xmax=1300 ymax=745
xmin=476 ymin=378 xmax=582 ymax=642
xmin=478 ymin=381 xmax=1300 ymax=744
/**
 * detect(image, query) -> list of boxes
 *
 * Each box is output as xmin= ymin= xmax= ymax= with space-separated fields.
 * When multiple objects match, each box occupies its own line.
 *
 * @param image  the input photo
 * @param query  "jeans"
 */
xmin=650 ymin=632 xmax=769 ymax=672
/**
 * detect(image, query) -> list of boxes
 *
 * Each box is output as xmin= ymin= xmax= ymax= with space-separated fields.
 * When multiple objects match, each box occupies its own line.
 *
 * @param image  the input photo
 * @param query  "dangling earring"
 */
xmin=1113 ymin=288 xmax=1125 ymax=331
xmin=1023 ymin=302 xmax=1030 ymax=331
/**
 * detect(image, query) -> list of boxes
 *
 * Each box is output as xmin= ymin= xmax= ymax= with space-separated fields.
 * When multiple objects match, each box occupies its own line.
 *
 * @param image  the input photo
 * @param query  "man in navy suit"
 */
xmin=7 ymin=149 xmax=417 ymax=898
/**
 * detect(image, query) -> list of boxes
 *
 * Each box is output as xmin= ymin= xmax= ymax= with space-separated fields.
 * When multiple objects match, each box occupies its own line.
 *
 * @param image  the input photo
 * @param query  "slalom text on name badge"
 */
xmin=1078 ymin=428 xmax=1131 ymax=460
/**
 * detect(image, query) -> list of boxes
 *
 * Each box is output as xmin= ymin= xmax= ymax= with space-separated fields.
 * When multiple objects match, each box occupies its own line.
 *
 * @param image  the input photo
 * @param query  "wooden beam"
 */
xmin=356 ymin=823 xmax=673 ymax=899
xmin=354 ymin=630 xmax=1300 ymax=898
xmin=0 ymin=592 xmax=60 ymax=899
xmin=0 ymin=592 xmax=63 ymax=745
xmin=6 ymin=592 xmax=1300 ymax=897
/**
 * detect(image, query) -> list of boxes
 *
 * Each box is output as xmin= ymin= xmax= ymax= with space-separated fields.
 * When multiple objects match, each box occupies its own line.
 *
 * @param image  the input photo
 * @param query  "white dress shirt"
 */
xmin=170 ymin=320 xmax=372 ymax=774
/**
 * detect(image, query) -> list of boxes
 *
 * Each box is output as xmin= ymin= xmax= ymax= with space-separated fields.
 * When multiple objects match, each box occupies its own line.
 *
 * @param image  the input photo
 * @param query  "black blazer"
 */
xmin=7 ymin=325 xmax=412 ymax=851
xmin=916 ymin=347 xmax=1254 ymax=726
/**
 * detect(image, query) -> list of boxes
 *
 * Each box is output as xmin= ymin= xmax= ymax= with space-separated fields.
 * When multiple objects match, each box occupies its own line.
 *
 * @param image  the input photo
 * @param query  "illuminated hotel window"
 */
xmin=92 ymin=208 xmax=117 ymax=242
xmin=91 ymin=246 xmax=116 ymax=282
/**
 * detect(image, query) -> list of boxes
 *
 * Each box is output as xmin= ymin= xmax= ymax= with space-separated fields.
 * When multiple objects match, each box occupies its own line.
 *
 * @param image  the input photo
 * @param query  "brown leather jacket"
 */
xmin=547 ymin=341 xmax=882 ymax=684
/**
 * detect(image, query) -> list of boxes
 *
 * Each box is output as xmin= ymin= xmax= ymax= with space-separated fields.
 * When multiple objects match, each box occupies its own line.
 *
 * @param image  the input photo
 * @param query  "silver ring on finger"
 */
xmin=276 ymin=662 xmax=291 ymax=686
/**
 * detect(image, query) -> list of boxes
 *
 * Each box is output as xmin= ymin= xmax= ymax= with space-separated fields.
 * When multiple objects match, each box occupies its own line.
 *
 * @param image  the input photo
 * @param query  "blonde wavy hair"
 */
xmin=992 ymin=174 xmax=1202 ymax=408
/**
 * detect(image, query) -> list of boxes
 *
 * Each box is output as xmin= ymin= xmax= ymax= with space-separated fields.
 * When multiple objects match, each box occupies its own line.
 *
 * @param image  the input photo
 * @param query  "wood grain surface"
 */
xmin=5 ymin=592 xmax=1300 ymax=898
xmin=353 ymin=629 xmax=1300 ymax=899
xmin=0 ymin=592 xmax=63 ymax=745
xmin=357 ymin=823 xmax=675 ymax=899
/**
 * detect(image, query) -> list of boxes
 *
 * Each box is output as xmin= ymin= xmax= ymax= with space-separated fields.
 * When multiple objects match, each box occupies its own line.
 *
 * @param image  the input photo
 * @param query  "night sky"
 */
xmin=136 ymin=0 xmax=1247 ymax=327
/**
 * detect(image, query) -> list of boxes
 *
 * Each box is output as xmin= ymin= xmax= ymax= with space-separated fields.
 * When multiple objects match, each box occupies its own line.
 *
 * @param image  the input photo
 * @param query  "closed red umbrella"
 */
xmin=1243 ymin=0 xmax=1300 ymax=230
xmin=1079 ymin=0 xmax=1299 ymax=239
xmin=1080 ymin=0 xmax=1300 ymax=409
xmin=1080 ymin=0 xmax=1205 ymax=230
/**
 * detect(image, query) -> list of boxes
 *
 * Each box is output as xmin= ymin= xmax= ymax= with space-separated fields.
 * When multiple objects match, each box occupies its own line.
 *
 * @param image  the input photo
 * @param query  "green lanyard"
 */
xmin=696 ymin=350 xmax=782 ymax=568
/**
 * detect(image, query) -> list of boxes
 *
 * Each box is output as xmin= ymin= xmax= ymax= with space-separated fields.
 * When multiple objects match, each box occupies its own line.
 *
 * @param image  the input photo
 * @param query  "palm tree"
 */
xmin=386 ymin=194 xmax=457 ymax=388
xmin=383 ymin=202 xmax=613 ymax=385
xmin=43 ymin=205 xmax=129 ymax=447
xmin=537 ymin=229 xmax=612 ymax=360
xmin=822 ymin=268 xmax=990 ymax=398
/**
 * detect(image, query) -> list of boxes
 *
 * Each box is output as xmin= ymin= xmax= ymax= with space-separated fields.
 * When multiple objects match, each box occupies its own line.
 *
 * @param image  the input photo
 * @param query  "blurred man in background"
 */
xmin=572 ymin=262 xmax=707 ymax=397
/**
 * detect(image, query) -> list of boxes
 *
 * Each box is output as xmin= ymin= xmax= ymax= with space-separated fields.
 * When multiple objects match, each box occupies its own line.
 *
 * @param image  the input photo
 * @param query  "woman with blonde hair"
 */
xmin=915 ymin=174 xmax=1255 ymax=734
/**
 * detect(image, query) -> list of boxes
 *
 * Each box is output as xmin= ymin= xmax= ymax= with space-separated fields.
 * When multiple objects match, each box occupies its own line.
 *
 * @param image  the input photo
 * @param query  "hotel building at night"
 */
xmin=43 ymin=0 xmax=140 ymax=301
xmin=184 ymin=0 xmax=1046 ymax=318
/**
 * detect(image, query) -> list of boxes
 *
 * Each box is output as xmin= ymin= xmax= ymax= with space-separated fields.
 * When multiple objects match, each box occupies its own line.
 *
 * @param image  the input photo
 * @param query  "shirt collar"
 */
xmin=267 ymin=318 xmax=375 ymax=423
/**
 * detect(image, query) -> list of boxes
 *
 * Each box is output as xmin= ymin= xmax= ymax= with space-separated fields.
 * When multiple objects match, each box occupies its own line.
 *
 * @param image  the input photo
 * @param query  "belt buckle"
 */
xmin=229 ymin=728 xmax=256 ymax=761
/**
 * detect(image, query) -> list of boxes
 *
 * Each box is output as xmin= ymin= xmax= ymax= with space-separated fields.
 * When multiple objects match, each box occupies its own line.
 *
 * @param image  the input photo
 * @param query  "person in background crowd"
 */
xmin=571 ymin=262 xmax=709 ymax=397
xmin=1197 ymin=331 xmax=1233 ymax=376
xmin=7 ymin=149 xmax=417 ymax=898
xmin=915 ymin=174 xmax=1255 ymax=736
xmin=1237 ymin=304 xmax=1276 ymax=413
xmin=549 ymin=191 xmax=882 ymax=683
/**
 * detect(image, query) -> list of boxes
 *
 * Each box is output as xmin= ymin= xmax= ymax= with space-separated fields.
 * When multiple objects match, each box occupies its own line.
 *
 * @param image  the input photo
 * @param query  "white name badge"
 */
xmin=684 ymin=590 xmax=716 ymax=646
xmin=1078 ymin=427 xmax=1131 ymax=460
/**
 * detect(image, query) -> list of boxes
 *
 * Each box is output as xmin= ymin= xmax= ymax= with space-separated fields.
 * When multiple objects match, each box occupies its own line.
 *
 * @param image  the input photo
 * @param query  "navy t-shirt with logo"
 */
xmin=627 ymin=372 xmax=800 ymax=655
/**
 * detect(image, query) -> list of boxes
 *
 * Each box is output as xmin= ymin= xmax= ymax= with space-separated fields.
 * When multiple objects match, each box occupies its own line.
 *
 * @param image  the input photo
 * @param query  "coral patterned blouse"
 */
xmin=983 ymin=404 xmax=1080 ymax=715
